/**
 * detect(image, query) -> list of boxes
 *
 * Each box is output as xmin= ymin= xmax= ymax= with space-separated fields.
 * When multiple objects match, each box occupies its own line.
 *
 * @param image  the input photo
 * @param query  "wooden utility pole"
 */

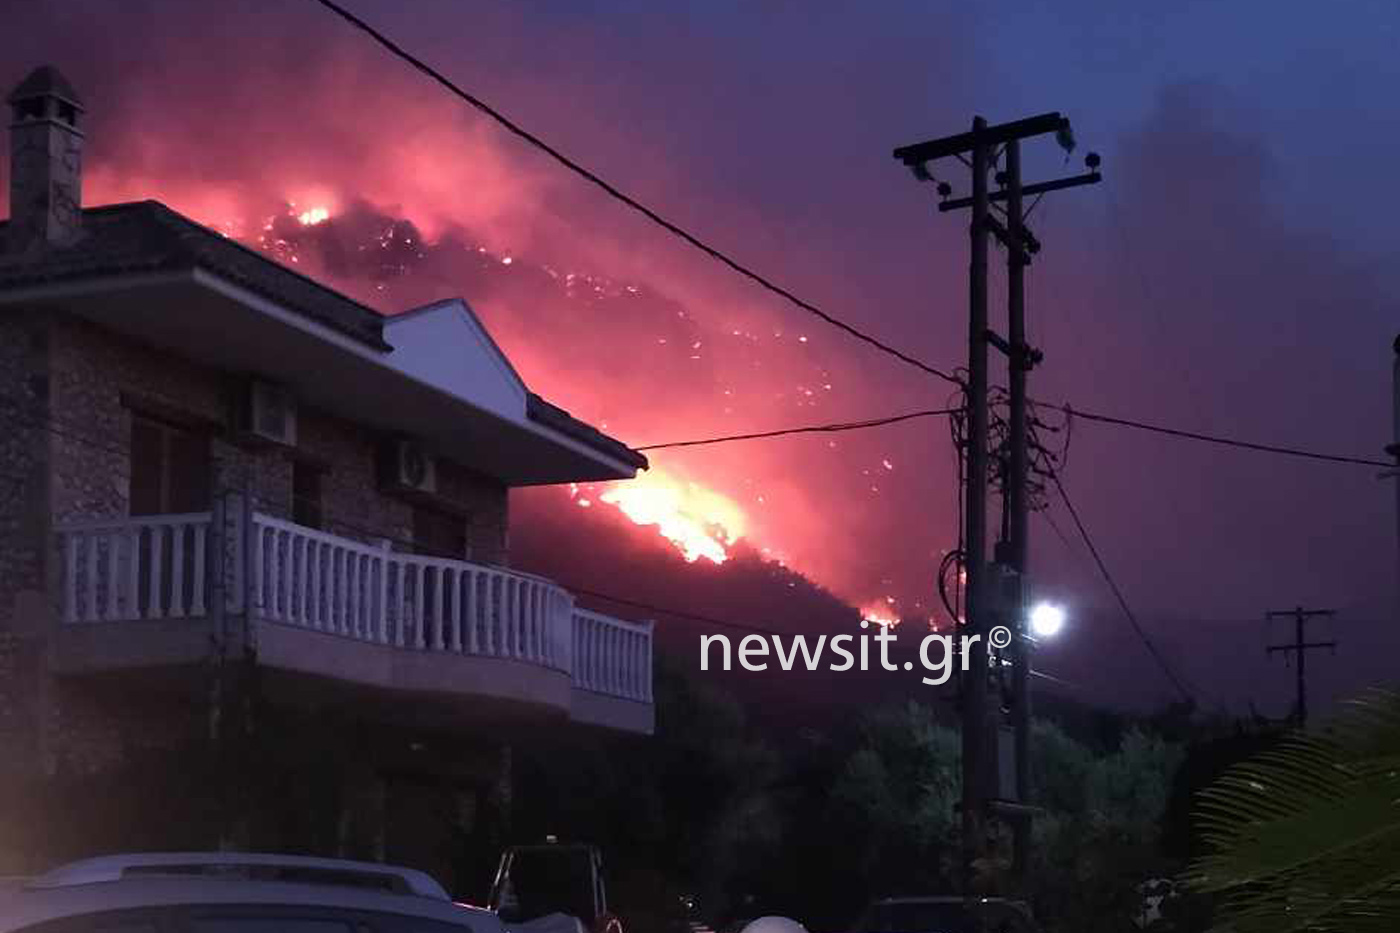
xmin=1003 ymin=138 xmax=1033 ymax=881
xmin=962 ymin=116 xmax=993 ymax=898
xmin=1266 ymin=607 xmax=1337 ymax=726
xmin=893 ymin=113 xmax=1100 ymax=902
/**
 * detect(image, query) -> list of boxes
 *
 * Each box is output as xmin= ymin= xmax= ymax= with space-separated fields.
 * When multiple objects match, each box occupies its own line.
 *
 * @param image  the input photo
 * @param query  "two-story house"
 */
xmin=0 ymin=66 xmax=654 ymax=894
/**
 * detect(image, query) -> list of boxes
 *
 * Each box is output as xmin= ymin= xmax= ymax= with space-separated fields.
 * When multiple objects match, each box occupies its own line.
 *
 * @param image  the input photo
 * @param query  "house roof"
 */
xmin=527 ymin=393 xmax=645 ymax=470
xmin=0 ymin=201 xmax=388 ymax=349
xmin=0 ymin=200 xmax=646 ymax=478
xmin=383 ymin=298 xmax=647 ymax=472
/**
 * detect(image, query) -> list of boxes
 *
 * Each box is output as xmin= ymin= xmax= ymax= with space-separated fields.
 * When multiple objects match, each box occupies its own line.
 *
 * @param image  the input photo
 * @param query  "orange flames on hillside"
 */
xmin=861 ymin=598 xmax=900 ymax=628
xmin=571 ymin=469 xmax=747 ymax=564
xmin=297 ymin=205 xmax=331 ymax=226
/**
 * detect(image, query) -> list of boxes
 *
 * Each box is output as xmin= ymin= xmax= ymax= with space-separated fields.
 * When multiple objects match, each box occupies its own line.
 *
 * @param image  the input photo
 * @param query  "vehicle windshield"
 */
xmin=496 ymin=851 xmax=596 ymax=924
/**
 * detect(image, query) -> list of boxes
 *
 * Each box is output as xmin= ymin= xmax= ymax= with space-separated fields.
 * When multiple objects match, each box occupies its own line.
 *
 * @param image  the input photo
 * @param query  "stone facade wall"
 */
xmin=0 ymin=310 xmax=52 ymax=831
xmin=437 ymin=459 xmax=510 ymax=566
xmin=45 ymin=314 xmax=510 ymax=558
xmin=1 ymin=309 xmax=515 ymax=867
xmin=296 ymin=408 xmax=413 ymax=548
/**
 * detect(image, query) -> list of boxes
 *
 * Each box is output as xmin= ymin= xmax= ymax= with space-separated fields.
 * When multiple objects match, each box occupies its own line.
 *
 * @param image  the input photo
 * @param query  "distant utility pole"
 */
xmin=892 ymin=114 xmax=1100 ymax=901
xmin=1266 ymin=607 xmax=1338 ymax=727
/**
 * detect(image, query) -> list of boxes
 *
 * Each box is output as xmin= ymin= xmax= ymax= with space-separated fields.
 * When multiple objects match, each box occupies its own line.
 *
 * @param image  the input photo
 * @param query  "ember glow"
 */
xmin=576 ymin=469 xmax=748 ymax=564
xmin=861 ymin=595 xmax=901 ymax=628
xmin=298 ymin=205 xmax=330 ymax=226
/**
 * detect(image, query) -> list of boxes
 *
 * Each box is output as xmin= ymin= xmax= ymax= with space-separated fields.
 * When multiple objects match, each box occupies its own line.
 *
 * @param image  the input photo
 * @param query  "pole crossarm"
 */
xmin=1267 ymin=641 xmax=1339 ymax=652
xmin=892 ymin=112 xmax=1069 ymax=165
xmin=1265 ymin=607 xmax=1338 ymax=726
xmin=940 ymin=172 xmax=1102 ymax=211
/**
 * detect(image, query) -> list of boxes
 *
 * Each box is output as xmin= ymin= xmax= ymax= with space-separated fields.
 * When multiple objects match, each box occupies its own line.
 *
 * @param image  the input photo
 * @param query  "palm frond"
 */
xmin=1186 ymin=688 xmax=1400 ymax=932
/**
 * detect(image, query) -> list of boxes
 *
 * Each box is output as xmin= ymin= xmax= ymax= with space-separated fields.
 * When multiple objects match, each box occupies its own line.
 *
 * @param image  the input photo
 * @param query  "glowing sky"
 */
xmin=4 ymin=0 xmax=1399 ymax=710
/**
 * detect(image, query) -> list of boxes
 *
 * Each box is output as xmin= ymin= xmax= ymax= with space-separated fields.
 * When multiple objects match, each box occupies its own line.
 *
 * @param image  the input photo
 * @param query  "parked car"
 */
xmin=850 ymin=896 xmax=1039 ymax=933
xmin=0 ymin=853 xmax=504 ymax=933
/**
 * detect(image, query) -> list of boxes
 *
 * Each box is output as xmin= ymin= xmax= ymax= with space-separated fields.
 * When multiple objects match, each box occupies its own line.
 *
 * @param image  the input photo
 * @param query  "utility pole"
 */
xmin=893 ymin=114 xmax=1100 ymax=903
xmin=1266 ymin=607 xmax=1337 ymax=727
xmin=1003 ymin=138 xmax=1033 ymax=883
xmin=962 ymin=116 xmax=992 ymax=901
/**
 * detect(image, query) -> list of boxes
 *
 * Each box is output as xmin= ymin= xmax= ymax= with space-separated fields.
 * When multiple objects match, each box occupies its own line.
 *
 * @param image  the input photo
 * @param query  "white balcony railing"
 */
xmin=249 ymin=513 xmax=573 ymax=670
xmin=55 ymin=511 xmax=652 ymax=704
xmin=573 ymin=609 xmax=653 ymax=702
xmin=59 ymin=512 xmax=212 ymax=624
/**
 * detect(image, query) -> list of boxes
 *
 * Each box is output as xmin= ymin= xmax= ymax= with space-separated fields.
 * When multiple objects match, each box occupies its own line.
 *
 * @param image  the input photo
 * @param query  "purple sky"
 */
xmin=4 ymin=0 xmax=1398 ymax=715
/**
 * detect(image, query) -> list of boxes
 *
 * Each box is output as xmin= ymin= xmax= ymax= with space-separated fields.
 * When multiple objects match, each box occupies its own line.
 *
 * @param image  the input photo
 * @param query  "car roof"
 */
xmin=0 ymin=878 xmax=499 ymax=932
xmin=26 ymin=854 xmax=449 ymax=901
xmin=0 ymin=855 xmax=499 ymax=933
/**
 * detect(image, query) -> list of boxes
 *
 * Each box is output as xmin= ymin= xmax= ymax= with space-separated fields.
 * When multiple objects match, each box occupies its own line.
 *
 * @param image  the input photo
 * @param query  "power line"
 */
xmin=1059 ymin=403 xmax=1391 ymax=469
xmin=635 ymin=407 xmax=958 ymax=451
xmin=1048 ymin=469 xmax=1195 ymax=704
xmin=4 ymin=379 xmax=1385 ymax=481
xmin=633 ymin=392 xmax=1387 ymax=470
xmin=295 ymin=2 xmax=1397 ymax=473
xmin=308 ymin=0 xmax=961 ymax=386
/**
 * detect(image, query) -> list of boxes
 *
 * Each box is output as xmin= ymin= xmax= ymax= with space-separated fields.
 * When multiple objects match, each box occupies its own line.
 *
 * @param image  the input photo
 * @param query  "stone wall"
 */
xmin=1 ymin=309 xmax=515 ymax=866
xmin=45 ymin=314 xmax=510 ymax=558
xmin=0 ymin=308 xmax=52 ymax=856
xmin=437 ymin=458 xmax=510 ymax=566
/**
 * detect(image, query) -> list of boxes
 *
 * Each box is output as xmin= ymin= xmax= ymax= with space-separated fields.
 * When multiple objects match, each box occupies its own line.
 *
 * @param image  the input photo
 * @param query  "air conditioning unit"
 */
xmin=383 ymin=440 xmax=437 ymax=495
xmin=243 ymin=380 xmax=297 ymax=446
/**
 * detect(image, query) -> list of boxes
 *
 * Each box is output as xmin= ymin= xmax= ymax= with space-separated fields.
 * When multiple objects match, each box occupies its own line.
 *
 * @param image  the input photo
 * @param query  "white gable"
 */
xmin=382 ymin=298 xmax=528 ymax=425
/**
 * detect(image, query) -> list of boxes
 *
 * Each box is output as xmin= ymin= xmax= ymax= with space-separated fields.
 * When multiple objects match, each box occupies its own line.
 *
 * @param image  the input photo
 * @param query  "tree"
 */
xmin=1186 ymin=688 xmax=1400 ymax=933
xmin=1029 ymin=724 xmax=1183 ymax=931
xmin=829 ymin=702 xmax=962 ymax=897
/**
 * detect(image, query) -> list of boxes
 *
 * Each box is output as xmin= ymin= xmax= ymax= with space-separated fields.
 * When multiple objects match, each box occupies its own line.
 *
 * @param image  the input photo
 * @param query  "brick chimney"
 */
xmin=7 ymin=65 xmax=84 ymax=253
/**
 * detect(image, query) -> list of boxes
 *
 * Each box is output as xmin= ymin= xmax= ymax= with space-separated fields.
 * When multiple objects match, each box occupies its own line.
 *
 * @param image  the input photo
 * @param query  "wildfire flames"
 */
xmin=861 ymin=599 xmax=900 ymax=628
xmin=572 ymin=469 xmax=747 ymax=564
xmin=297 ymin=205 xmax=331 ymax=226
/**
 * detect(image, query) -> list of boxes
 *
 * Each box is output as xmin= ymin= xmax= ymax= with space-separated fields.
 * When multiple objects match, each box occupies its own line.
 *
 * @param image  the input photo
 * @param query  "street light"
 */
xmin=1029 ymin=601 xmax=1066 ymax=639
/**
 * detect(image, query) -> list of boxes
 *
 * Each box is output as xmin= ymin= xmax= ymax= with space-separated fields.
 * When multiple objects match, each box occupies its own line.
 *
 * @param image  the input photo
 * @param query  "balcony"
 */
xmin=53 ymin=511 xmax=654 ymax=734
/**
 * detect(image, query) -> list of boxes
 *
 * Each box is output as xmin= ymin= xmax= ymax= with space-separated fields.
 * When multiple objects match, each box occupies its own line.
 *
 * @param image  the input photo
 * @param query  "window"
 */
xmin=412 ymin=506 xmax=466 ymax=560
xmin=293 ymin=461 xmax=325 ymax=529
xmin=130 ymin=415 xmax=211 ymax=516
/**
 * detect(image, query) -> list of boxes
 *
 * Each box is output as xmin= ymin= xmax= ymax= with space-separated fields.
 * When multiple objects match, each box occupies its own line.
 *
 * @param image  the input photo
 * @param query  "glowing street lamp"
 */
xmin=1028 ymin=601 xmax=1066 ymax=639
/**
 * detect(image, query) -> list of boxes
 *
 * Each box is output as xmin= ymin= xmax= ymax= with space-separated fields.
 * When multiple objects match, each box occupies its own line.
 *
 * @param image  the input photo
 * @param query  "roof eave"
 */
xmin=525 ymin=392 xmax=648 ymax=473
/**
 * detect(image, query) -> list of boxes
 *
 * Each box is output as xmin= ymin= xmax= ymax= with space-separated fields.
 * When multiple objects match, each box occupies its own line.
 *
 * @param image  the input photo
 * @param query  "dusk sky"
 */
xmin=5 ymin=1 xmax=1398 ymax=714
